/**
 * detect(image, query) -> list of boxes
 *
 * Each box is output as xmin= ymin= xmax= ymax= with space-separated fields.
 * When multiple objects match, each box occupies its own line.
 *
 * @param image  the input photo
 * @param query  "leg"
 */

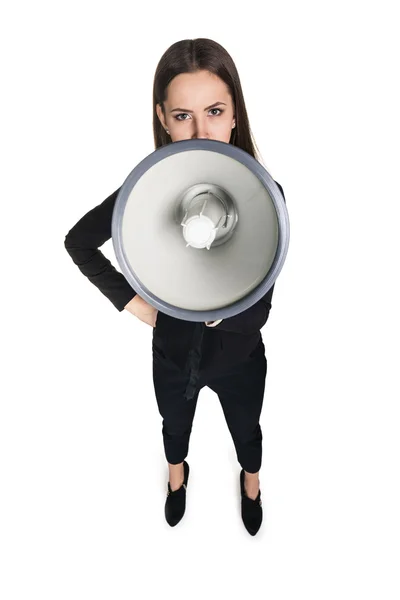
xmin=207 ymin=340 xmax=267 ymax=495
xmin=152 ymin=345 xmax=202 ymax=472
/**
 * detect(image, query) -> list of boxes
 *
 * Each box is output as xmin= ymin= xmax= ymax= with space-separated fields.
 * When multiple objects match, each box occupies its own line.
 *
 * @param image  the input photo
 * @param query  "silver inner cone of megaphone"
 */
xmin=175 ymin=183 xmax=238 ymax=250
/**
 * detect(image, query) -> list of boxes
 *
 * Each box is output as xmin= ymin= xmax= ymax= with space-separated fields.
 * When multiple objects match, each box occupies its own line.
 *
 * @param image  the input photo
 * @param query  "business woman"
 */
xmin=64 ymin=38 xmax=285 ymax=536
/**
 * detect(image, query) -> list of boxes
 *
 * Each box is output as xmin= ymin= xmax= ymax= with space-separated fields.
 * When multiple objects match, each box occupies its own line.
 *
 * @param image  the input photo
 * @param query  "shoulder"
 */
xmin=273 ymin=180 xmax=285 ymax=201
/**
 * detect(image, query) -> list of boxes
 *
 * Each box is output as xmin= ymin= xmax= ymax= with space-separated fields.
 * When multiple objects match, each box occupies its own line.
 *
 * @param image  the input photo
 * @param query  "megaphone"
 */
xmin=111 ymin=138 xmax=289 ymax=323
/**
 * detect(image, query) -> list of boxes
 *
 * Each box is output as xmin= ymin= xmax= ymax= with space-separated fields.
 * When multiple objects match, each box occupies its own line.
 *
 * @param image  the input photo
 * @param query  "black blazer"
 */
xmin=64 ymin=181 xmax=285 ymax=373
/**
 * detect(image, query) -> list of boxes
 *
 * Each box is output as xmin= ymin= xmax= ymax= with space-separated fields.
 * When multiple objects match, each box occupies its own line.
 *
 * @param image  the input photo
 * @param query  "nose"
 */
xmin=193 ymin=120 xmax=208 ymax=139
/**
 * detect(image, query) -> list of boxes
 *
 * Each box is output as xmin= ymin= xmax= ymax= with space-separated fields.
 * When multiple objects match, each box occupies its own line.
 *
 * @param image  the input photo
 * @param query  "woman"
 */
xmin=64 ymin=38 xmax=285 ymax=536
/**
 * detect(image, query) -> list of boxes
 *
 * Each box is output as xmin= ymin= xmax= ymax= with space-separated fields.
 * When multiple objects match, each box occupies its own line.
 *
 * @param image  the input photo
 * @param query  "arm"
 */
xmin=205 ymin=284 xmax=275 ymax=334
xmin=64 ymin=188 xmax=136 ymax=312
xmin=205 ymin=180 xmax=286 ymax=334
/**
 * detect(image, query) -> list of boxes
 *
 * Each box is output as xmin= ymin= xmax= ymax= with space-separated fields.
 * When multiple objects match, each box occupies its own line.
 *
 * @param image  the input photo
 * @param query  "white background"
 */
xmin=1 ymin=1 xmax=399 ymax=598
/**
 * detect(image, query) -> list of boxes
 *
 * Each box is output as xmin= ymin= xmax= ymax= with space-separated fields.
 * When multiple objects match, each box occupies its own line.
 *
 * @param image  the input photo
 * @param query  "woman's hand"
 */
xmin=205 ymin=319 xmax=223 ymax=327
xmin=124 ymin=295 xmax=158 ymax=327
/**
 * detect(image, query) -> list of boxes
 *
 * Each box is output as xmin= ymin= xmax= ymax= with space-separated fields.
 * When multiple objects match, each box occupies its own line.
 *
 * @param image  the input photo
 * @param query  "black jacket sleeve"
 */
xmin=64 ymin=188 xmax=137 ymax=312
xmin=209 ymin=180 xmax=286 ymax=334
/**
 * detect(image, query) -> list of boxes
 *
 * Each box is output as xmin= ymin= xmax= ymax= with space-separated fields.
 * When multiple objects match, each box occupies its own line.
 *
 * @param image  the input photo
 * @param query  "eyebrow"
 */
xmin=170 ymin=101 xmax=227 ymax=113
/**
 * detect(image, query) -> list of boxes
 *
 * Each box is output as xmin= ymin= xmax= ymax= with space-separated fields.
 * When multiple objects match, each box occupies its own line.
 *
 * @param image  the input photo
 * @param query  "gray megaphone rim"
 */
xmin=112 ymin=138 xmax=290 ymax=322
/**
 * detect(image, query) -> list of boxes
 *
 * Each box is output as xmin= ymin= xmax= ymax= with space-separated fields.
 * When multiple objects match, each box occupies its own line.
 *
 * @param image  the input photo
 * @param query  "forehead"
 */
xmin=166 ymin=70 xmax=232 ymax=107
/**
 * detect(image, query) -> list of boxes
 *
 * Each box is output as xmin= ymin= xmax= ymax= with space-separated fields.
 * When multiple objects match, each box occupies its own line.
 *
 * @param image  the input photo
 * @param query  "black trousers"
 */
xmin=152 ymin=338 xmax=267 ymax=473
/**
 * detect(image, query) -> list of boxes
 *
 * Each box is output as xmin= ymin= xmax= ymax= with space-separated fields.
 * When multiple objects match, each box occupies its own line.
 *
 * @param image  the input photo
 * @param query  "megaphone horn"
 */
xmin=111 ymin=138 xmax=289 ymax=322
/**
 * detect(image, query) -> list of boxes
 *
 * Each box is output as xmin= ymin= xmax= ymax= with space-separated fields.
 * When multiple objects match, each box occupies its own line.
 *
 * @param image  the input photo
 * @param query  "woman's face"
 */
xmin=156 ymin=70 xmax=236 ymax=143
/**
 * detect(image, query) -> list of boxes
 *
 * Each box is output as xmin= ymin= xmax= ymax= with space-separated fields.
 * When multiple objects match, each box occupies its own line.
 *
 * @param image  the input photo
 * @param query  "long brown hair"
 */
xmin=152 ymin=38 xmax=264 ymax=164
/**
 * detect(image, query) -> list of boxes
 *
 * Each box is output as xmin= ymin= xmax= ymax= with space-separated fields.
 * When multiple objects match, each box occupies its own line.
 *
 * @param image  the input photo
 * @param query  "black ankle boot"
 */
xmin=240 ymin=468 xmax=263 ymax=536
xmin=165 ymin=460 xmax=190 ymax=527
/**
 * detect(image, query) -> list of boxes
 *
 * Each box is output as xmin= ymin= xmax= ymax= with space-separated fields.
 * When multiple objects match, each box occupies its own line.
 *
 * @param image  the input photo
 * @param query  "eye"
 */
xmin=209 ymin=108 xmax=223 ymax=116
xmin=175 ymin=113 xmax=190 ymax=121
xmin=174 ymin=108 xmax=224 ymax=121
